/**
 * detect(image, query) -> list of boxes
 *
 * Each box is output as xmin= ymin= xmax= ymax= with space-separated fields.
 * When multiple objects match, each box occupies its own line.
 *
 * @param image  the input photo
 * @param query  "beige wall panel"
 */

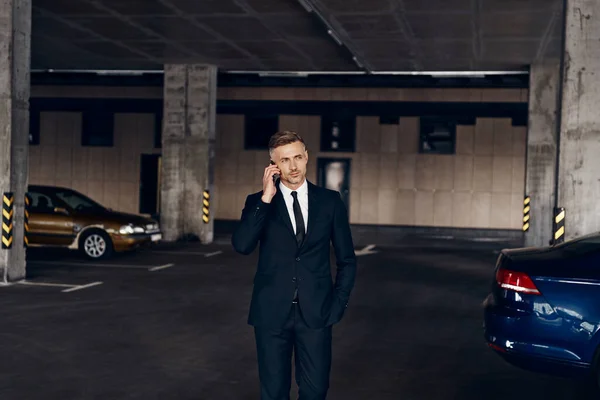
xmin=396 ymin=190 xmax=416 ymax=225
xmin=86 ymin=149 xmax=106 ymax=181
xmin=415 ymin=155 xmax=436 ymax=191
xmin=415 ymin=191 xmax=434 ymax=226
xmin=215 ymin=149 xmax=239 ymax=186
xmin=40 ymin=112 xmax=57 ymax=145
xmin=261 ymin=87 xmax=296 ymax=100
xmin=54 ymin=180 xmax=71 ymax=190
xmin=378 ymin=189 xmax=397 ymax=225
xmin=399 ymin=117 xmax=419 ymax=153
xmin=510 ymin=193 xmax=524 ymax=230
xmin=435 ymin=155 xmax=454 ymax=190
xmin=359 ymin=153 xmax=380 ymax=189
xmin=512 ymin=126 xmax=527 ymax=157
xmin=367 ymin=88 xmax=399 ymax=101
xmin=473 ymin=156 xmax=493 ymax=192
xmin=492 ymin=156 xmax=513 ymax=193
xmin=87 ymin=181 xmax=105 ymax=205
xmin=103 ymin=183 xmax=121 ymax=211
xmin=453 ymin=155 xmax=473 ymax=191
xmin=359 ymin=189 xmax=379 ymax=224
xmin=72 ymin=148 xmax=89 ymax=181
xmin=357 ymin=117 xmax=380 ymax=152
xmin=434 ymin=191 xmax=453 ymax=227
xmin=456 ymin=125 xmax=474 ymax=155
xmin=380 ymin=124 xmax=399 ymax=153
xmin=217 ymin=184 xmax=240 ymax=220
xmin=71 ymin=181 xmax=89 ymax=197
xmin=349 ymin=154 xmax=361 ymax=188
xmin=32 ymin=85 xmax=162 ymax=99
xmin=55 ymin=146 xmax=73 ymax=182
xmin=236 ymin=152 xmax=256 ymax=185
xmin=379 ymin=154 xmax=398 ymax=189
xmin=490 ymin=193 xmax=513 ymax=229
xmin=397 ymin=154 xmax=416 ymax=189
xmin=472 ymin=192 xmax=492 ymax=228
xmin=254 ymin=150 xmax=270 ymax=187
xmin=331 ymin=88 xmax=368 ymax=101
xmin=474 ymin=118 xmax=494 ymax=156
xmin=452 ymin=192 xmax=472 ymax=227
xmin=481 ymin=88 xmax=522 ymax=102
xmin=39 ymin=145 xmax=57 ymax=181
xmin=511 ymin=156 xmax=526 ymax=194
xmin=103 ymin=148 xmax=121 ymax=183
xmin=118 ymin=182 xmax=138 ymax=213
xmin=493 ymin=118 xmax=514 ymax=156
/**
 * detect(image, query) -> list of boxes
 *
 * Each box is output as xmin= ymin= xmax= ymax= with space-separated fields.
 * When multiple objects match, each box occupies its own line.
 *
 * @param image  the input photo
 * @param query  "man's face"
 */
xmin=271 ymin=141 xmax=308 ymax=186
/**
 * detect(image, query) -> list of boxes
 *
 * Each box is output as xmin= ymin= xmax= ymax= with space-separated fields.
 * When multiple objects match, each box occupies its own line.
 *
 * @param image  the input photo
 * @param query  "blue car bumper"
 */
xmin=483 ymin=295 xmax=592 ymax=378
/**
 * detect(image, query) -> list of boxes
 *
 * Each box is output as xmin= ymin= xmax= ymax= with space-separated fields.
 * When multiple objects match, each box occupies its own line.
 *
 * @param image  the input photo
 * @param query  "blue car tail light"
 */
xmin=496 ymin=267 xmax=542 ymax=296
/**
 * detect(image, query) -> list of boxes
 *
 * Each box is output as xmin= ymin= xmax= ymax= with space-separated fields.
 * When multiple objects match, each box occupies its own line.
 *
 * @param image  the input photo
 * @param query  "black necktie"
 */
xmin=291 ymin=191 xmax=305 ymax=246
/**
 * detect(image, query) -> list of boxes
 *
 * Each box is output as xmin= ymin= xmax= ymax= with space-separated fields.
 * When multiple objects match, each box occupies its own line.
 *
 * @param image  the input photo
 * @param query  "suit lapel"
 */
xmin=303 ymin=181 xmax=319 ymax=246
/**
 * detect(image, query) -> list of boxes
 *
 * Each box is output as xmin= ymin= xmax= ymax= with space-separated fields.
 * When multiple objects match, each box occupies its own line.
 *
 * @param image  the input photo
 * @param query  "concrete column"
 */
xmin=160 ymin=64 xmax=216 ymax=243
xmin=524 ymin=63 xmax=560 ymax=247
xmin=0 ymin=0 xmax=30 ymax=283
xmin=556 ymin=0 xmax=600 ymax=241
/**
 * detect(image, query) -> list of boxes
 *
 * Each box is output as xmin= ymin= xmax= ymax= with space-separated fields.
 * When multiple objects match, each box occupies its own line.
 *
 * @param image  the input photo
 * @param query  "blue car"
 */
xmin=483 ymin=232 xmax=600 ymax=388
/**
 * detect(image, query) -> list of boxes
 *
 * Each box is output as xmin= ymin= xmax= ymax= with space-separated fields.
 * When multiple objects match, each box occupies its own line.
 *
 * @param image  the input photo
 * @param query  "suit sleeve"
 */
xmin=331 ymin=192 xmax=357 ymax=307
xmin=231 ymin=193 xmax=271 ymax=255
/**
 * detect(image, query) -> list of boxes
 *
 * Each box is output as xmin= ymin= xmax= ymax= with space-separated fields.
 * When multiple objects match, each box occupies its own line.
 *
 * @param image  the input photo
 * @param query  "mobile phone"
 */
xmin=270 ymin=160 xmax=280 ymax=182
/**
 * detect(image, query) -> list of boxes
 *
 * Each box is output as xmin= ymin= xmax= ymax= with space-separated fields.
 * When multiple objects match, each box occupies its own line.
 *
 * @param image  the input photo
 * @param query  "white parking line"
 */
xmin=62 ymin=282 xmax=104 ymax=293
xmin=30 ymin=261 xmax=154 ymax=270
xmin=29 ymin=260 xmax=176 ymax=272
xmin=148 ymin=263 xmax=174 ymax=272
xmin=205 ymin=251 xmax=223 ymax=257
xmin=13 ymin=280 xmax=103 ymax=293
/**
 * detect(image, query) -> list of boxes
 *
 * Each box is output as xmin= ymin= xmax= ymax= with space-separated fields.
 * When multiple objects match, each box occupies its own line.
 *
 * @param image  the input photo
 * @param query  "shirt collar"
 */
xmin=279 ymin=178 xmax=308 ymax=198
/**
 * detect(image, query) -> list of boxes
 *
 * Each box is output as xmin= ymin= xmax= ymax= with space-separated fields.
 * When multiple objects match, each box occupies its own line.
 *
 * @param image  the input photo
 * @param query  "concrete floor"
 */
xmin=0 ymin=239 xmax=595 ymax=399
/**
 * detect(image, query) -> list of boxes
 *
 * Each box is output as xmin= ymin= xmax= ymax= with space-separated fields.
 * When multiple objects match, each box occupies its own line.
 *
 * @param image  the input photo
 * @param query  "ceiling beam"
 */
xmin=471 ymin=0 xmax=483 ymax=69
xmin=389 ymin=0 xmax=424 ymax=70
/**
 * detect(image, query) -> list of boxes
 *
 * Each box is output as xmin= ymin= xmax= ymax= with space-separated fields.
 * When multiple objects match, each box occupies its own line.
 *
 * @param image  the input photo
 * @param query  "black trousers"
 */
xmin=254 ymin=302 xmax=332 ymax=400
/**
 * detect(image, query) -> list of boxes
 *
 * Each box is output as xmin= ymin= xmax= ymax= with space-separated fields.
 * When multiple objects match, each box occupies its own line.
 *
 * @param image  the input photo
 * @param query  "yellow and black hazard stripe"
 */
xmin=24 ymin=193 xmax=31 ymax=247
xmin=553 ymin=207 xmax=565 ymax=244
xmin=522 ymin=195 xmax=530 ymax=232
xmin=202 ymin=190 xmax=210 ymax=224
xmin=2 ymin=192 xmax=14 ymax=249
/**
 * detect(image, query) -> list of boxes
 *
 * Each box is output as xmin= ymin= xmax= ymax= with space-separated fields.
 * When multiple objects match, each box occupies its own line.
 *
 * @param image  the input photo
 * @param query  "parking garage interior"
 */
xmin=1 ymin=0 xmax=600 ymax=398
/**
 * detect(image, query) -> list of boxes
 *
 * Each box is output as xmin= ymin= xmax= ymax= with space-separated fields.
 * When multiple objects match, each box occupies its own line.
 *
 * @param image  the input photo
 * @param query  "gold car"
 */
xmin=27 ymin=185 xmax=162 ymax=259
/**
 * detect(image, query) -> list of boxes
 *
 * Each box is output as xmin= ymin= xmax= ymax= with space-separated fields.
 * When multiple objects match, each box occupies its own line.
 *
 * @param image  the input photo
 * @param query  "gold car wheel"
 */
xmin=84 ymin=233 xmax=107 ymax=258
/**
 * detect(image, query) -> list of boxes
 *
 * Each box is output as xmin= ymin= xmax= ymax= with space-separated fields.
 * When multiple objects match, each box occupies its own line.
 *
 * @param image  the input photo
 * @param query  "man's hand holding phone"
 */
xmin=261 ymin=162 xmax=280 ymax=203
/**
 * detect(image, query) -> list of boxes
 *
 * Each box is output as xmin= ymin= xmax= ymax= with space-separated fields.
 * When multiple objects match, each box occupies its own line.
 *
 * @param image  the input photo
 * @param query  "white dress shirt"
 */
xmin=279 ymin=179 xmax=308 ymax=234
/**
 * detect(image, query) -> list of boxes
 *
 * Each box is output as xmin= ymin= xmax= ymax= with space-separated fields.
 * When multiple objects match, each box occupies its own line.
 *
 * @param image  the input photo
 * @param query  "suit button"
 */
xmin=296 ymin=257 xmax=300 ymax=261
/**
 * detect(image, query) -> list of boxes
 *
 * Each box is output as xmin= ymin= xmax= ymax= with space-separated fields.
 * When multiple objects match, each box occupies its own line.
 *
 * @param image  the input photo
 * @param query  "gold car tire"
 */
xmin=79 ymin=229 xmax=114 ymax=260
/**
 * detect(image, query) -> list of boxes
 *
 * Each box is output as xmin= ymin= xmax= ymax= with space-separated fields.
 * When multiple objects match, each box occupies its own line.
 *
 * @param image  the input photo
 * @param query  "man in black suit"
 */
xmin=232 ymin=130 xmax=357 ymax=400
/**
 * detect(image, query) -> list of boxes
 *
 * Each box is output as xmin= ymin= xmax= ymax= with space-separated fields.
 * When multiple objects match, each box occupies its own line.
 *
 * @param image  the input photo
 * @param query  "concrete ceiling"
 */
xmin=31 ymin=0 xmax=564 ymax=73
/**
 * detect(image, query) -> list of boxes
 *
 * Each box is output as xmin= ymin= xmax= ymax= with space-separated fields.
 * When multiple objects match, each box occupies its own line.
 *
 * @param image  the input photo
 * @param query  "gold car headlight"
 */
xmin=119 ymin=224 xmax=144 ymax=235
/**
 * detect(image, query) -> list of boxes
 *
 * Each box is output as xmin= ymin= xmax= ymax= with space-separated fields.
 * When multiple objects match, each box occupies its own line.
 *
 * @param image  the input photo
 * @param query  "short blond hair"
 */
xmin=268 ymin=130 xmax=306 ymax=156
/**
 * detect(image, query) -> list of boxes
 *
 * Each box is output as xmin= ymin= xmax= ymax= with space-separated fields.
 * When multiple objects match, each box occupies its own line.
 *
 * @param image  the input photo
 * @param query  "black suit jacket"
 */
xmin=232 ymin=180 xmax=357 ymax=329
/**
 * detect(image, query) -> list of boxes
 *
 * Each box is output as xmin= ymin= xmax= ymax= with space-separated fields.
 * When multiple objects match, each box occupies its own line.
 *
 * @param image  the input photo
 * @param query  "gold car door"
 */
xmin=27 ymin=192 xmax=75 ymax=247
